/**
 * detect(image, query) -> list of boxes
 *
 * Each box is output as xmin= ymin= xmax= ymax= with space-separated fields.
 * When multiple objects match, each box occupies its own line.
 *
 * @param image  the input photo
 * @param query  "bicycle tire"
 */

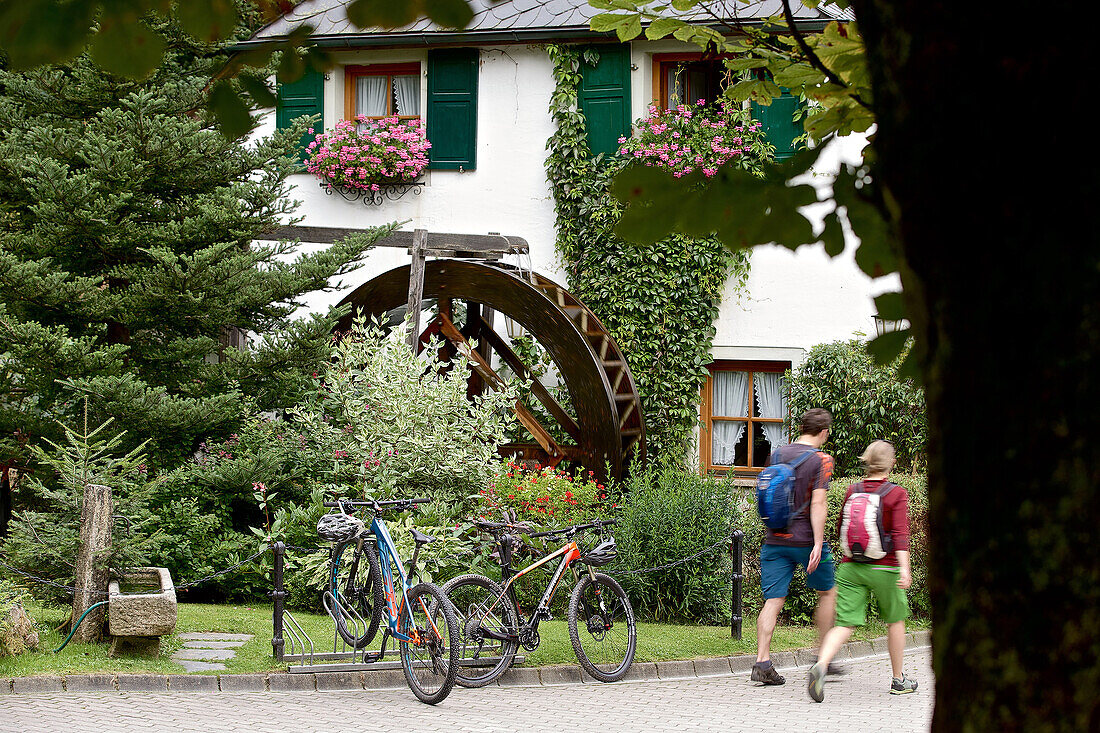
xmin=568 ymin=571 xmax=637 ymax=682
xmin=398 ymin=582 xmax=459 ymax=705
xmin=442 ymin=573 xmax=519 ymax=688
xmin=330 ymin=538 xmax=383 ymax=648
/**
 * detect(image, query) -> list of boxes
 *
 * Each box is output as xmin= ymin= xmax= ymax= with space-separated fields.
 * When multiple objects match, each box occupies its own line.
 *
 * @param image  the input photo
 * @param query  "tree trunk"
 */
xmin=71 ymin=483 xmax=113 ymax=643
xmin=853 ymin=1 xmax=1098 ymax=729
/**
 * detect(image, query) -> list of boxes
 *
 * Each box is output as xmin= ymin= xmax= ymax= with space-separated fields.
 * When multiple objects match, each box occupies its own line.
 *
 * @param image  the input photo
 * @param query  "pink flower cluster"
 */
xmin=618 ymin=99 xmax=766 ymax=178
xmin=306 ymin=116 xmax=431 ymax=191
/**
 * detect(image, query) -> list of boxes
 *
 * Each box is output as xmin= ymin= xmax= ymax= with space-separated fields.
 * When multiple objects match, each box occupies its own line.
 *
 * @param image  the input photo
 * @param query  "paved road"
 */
xmin=0 ymin=649 xmax=932 ymax=732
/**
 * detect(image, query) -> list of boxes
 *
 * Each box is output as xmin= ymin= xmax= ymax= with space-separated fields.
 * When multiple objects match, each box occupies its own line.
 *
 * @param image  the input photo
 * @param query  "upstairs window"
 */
xmin=701 ymin=361 xmax=790 ymax=474
xmin=345 ymin=63 xmax=421 ymax=123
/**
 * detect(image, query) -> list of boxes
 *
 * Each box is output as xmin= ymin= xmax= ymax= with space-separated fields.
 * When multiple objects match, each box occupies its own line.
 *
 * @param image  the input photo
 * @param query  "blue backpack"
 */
xmin=755 ymin=448 xmax=820 ymax=531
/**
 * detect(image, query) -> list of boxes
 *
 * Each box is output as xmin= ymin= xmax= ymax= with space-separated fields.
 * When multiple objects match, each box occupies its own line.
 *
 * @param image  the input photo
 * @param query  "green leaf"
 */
xmin=239 ymin=74 xmax=277 ymax=108
xmin=210 ymin=80 xmax=253 ymax=139
xmin=424 ymin=0 xmax=475 ymax=29
xmin=820 ymin=211 xmax=845 ymax=257
xmin=617 ymin=15 xmax=643 ymax=41
xmin=176 ymin=0 xmax=239 ymax=42
xmin=347 ymin=0 xmax=420 ymax=29
xmin=276 ymin=48 xmax=305 ymax=84
xmin=88 ymin=19 xmax=166 ymax=78
xmin=0 ymin=0 xmax=95 ymax=69
xmin=645 ymin=18 xmax=682 ymax=40
xmin=873 ymin=291 xmax=906 ymax=321
xmin=866 ymin=328 xmax=910 ymax=366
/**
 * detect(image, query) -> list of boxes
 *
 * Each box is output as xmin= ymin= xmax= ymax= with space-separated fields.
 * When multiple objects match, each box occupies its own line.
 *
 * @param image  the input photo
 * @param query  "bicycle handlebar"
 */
xmin=324 ymin=497 xmax=430 ymax=512
xmin=527 ymin=518 xmax=617 ymax=539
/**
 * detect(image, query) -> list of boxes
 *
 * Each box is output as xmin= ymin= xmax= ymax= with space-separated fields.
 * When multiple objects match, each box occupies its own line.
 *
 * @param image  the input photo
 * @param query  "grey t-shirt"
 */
xmin=763 ymin=443 xmax=831 ymax=547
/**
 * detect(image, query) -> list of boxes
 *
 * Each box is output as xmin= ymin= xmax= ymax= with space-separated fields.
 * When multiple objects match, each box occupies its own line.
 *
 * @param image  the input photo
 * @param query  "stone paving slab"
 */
xmin=175 ymin=660 xmax=227 ymax=673
xmin=0 ymin=650 xmax=935 ymax=733
xmin=181 ymin=640 xmax=247 ymax=649
xmin=174 ymin=649 xmax=237 ymax=661
xmin=177 ymin=633 xmax=252 ymax=642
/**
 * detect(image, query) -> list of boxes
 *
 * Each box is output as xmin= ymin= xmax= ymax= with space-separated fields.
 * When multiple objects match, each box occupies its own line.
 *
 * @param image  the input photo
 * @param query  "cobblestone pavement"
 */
xmin=0 ymin=649 xmax=932 ymax=732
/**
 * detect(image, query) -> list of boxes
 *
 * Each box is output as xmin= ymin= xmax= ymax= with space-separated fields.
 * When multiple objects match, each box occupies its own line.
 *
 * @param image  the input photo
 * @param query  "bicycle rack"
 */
xmin=271 ymin=542 xmax=522 ymax=674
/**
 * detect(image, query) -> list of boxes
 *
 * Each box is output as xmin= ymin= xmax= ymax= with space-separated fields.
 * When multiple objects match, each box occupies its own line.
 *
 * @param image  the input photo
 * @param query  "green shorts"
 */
xmin=834 ymin=561 xmax=910 ymax=626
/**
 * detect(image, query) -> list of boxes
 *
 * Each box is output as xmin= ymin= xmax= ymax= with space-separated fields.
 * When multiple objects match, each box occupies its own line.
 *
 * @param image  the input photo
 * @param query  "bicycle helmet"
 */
xmin=316 ymin=512 xmax=365 ymax=543
xmin=579 ymin=536 xmax=618 ymax=567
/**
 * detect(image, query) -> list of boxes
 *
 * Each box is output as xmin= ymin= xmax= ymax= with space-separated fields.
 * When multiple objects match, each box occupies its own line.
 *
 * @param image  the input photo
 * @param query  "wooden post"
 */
xmin=406 ymin=228 xmax=428 ymax=351
xmin=71 ymin=482 xmax=113 ymax=643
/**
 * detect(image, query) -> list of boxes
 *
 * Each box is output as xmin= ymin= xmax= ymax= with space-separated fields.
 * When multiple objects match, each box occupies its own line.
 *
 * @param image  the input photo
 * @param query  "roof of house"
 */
xmin=243 ymin=0 xmax=847 ymax=48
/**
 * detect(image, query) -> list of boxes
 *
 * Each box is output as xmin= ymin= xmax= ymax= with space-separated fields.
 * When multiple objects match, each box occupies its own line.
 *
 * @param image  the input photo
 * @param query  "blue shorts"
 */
xmin=760 ymin=543 xmax=836 ymax=599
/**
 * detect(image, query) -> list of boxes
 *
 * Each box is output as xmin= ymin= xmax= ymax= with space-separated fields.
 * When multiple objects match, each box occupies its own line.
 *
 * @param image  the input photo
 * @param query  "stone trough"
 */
xmin=107 ymin=567 xmax=176 ymax=657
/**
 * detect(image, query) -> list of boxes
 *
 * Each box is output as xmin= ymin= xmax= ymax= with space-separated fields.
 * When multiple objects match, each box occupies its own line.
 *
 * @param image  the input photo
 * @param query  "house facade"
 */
xmin=244 ymin=0 xmax=896 ymax=476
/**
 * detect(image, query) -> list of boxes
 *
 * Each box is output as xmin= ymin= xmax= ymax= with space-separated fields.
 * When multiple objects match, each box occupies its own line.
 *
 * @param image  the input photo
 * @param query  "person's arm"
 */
xmin=892 ymin=488 xmax=911 ymax=588
xmin=807 ymin=486 xmax=828 ymax=573
xmin=896 ymin=550 xmax=912 ymax=589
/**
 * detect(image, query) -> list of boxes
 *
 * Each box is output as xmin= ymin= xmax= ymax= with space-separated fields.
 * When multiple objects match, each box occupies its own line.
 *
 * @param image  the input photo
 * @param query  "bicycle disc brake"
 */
xmin=586 ymin=614 xmax=608 ymax=639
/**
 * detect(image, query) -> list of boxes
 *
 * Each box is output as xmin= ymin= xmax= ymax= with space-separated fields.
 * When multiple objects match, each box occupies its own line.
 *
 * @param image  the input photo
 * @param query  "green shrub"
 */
xmin=786 ymin=339 xmax=926 ymax=475
xmin=739 ymin=472 xmax=930 ymax=624
xmin=614 ymin=465 xmax=746 ymax=623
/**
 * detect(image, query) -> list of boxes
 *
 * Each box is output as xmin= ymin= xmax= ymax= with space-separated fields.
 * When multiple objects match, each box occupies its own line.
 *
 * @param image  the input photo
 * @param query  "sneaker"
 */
xmin=807 ymin=663 xmax=825 ymax=702
xmin=810 ymin=656 xmax=847 ymax=675
xmin=890 ymin=674 xmax=918 ymax=695
xmin=751 ymin=662 xmax=785 ymax=686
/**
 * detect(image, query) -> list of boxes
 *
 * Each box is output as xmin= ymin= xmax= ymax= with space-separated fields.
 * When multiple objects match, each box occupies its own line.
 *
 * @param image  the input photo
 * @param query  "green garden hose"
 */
xmin=54 ymin=600 xmax=108 ymax=653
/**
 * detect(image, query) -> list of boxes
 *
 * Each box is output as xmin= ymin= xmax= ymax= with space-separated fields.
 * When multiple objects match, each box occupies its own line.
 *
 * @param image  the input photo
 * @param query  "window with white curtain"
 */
xmin=701 ymin=361 xmax=790 ymax=473
xmin=345 ymin=63 xmax=422 ymax=123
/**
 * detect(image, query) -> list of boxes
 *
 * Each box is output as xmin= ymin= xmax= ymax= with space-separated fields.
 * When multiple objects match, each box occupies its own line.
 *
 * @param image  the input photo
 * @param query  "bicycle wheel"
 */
xmin=330 ymin=539 xmax=383 ymax=648
xmin=442 ymin=573 xmax=519 ymax=688
xmin=398 ymin=582 xmax=459 ymax=705
xmin=568 ymin=571 xmax=637 ymax=682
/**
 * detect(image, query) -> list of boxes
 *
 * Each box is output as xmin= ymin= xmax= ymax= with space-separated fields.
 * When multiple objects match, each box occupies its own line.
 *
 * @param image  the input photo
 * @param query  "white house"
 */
xmin=243 ymin=0 xmax=896 ymax=476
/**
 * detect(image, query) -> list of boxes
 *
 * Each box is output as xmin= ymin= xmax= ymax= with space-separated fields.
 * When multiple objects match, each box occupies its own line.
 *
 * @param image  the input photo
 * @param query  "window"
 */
xmin=700 ymin=361 xmax=790 ymax=474
xmin=653 ymin=54 xmax=726 ymax=110
xmin=344 ymin=63 xmax=421 ymax=122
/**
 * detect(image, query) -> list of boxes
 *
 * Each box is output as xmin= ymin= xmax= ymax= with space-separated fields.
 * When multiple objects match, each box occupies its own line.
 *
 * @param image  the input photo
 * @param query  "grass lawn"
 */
xmin=0 ymin=602 xmax=929 ymax=678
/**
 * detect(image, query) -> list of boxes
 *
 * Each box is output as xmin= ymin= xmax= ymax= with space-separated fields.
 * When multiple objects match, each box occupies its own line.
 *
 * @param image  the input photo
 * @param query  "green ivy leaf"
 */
xmin=88 ymin=19 xmax=166 ymax=79
xmin=276 ymin=47 xmax=305 ymax=84
xmin=177 ymin=0 xmax=239 ymax=43
xmin=239 ymin=74 xmax=278 ymax=108
xmin=820 ymin=211 xmax=845 ymax=257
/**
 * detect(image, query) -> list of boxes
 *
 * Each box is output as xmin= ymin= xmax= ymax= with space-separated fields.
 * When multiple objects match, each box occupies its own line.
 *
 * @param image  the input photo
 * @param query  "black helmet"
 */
xmin=580 ymin=536 xmax=617 ymax=567
xmin=317 ymin=512 xmax=365 ymax=543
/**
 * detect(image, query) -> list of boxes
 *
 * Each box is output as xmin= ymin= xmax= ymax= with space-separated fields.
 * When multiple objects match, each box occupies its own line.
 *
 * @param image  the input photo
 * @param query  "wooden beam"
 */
xmin=475 ymin=317 xmax=583 ymax=444
xmin=436 ymin=313 xmax=564 ymax=462
xmin=265 ymin=226 xmax=528 ymax=254
xmin=405 ymin=229 xmax=427 ymax=352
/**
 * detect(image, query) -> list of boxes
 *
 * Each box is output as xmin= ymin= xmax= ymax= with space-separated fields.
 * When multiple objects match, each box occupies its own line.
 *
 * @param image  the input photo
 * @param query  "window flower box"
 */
xmin=306 ymin=115 xmax=431 ymax=205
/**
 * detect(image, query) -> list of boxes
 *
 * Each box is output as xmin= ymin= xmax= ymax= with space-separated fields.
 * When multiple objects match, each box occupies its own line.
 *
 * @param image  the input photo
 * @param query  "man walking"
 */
xmin=751 ymin=408 xmax=836 ymax=685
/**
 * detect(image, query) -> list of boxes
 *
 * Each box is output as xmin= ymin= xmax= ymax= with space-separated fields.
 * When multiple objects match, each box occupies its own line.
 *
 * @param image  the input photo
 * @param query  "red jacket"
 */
xmin=838 ymin=478 xmax=910 ymax=566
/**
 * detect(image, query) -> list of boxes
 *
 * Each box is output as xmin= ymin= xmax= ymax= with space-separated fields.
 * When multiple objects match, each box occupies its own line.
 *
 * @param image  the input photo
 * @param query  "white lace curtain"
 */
xmin=356 ymin=76 xmax=388 ymax=118
xmin=754 ymin=371 xmax=787 ymax=450
xmin=393 ymin=75 xmax=420 ymax=116
xmin=711 ymin=371 xmax=748 ymax=466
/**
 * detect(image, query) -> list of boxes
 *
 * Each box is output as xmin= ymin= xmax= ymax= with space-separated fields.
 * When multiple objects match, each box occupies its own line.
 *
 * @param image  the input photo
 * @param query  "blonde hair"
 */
xmin=860 ymin=440 xmax=896 ymax=477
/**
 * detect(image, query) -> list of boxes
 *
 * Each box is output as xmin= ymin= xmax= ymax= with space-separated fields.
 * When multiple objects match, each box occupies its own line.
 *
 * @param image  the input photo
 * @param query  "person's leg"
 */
xmin=887 ymin=620 xmax=906 ymax=679
xmin=804 ymin=543 xmax=838 ymax=650
xmin=814 ymin=587 xmax=837 ymax=649
xmin=756 ymin=596 xmax=786 ymax=663
xmin=818 ymin=624 xmax=853 ymax=669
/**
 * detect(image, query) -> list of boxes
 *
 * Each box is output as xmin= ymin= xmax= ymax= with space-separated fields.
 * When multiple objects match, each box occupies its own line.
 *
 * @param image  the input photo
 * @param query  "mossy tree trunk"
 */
xmin=853 ymin=1 xmax=1098 ymax=729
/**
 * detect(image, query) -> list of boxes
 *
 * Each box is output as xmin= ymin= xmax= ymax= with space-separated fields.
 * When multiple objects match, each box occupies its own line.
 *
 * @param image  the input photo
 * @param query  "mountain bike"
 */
xmin=442 ymin=516 xmax=636 ymax=686
xmin=320 ymin=498 xmax=459 ymax=705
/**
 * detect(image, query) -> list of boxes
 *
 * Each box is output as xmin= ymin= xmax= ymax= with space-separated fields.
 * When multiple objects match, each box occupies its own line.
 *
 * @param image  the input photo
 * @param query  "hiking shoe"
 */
xmin=810 ymin=656 xmax=847 ymax=675
xmin=891 ymin=674 xmax=918 ymax=695
xmin=751 ymin=662 xmax=785 ymax=685
xmin=807 ymin=663 xmax=825 ymax=702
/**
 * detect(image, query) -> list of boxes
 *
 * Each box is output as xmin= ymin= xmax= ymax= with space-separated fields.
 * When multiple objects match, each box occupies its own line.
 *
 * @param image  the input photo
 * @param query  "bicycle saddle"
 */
xmin=410 ymin=528 xmax=437 ymax=545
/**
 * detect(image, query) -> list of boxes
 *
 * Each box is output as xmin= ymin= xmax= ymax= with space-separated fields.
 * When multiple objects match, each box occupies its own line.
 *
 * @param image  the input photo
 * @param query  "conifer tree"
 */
xmin=0 ymin=25 xmax=385 ymax=472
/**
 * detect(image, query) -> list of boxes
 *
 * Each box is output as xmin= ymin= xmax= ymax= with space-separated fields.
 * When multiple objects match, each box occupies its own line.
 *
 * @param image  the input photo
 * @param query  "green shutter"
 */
xmin=427 ymin=48 xmax=479 ymax=171
xmin=579 ymin=45 xmax=632 ymax=157
xmin=752 ymin=90 xmax=803 ymax=161
xmin=276 ymin=69 xmax=324 ymax=163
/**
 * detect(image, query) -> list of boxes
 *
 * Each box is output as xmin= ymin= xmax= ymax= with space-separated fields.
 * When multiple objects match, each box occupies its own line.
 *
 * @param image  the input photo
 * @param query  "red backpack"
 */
xmin=839 ymin=481 xmax=896 ymax=562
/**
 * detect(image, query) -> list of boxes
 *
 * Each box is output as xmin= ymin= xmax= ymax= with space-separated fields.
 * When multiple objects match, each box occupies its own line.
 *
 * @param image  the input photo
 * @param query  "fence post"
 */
xmin=271 ymin=541 xmax=285 ymax=661
xmin=731 ymin=529 xmax=744 ymax=640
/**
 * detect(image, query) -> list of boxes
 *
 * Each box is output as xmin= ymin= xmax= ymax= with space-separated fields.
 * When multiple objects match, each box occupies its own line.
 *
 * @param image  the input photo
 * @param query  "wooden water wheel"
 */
xmin=334 ymin=259 xmax=645 ymax=481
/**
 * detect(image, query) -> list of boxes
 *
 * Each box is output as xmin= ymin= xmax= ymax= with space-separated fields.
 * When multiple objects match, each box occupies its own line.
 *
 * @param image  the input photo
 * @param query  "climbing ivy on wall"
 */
xmin=545 ymin=44 xmax=761 ymax=464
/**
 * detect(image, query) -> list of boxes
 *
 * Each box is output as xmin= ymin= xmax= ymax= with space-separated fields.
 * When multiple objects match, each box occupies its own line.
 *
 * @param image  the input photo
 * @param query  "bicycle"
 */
xmin=442 ymin=516 xmax=636 ymax=686
xmin=319 ymin=498 xmax=459 ymax=705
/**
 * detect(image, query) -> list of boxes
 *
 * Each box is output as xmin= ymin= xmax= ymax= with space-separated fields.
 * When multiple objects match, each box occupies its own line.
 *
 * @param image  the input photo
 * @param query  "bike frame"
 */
xmin=478 ymin=537 xmax=585 ymax=644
